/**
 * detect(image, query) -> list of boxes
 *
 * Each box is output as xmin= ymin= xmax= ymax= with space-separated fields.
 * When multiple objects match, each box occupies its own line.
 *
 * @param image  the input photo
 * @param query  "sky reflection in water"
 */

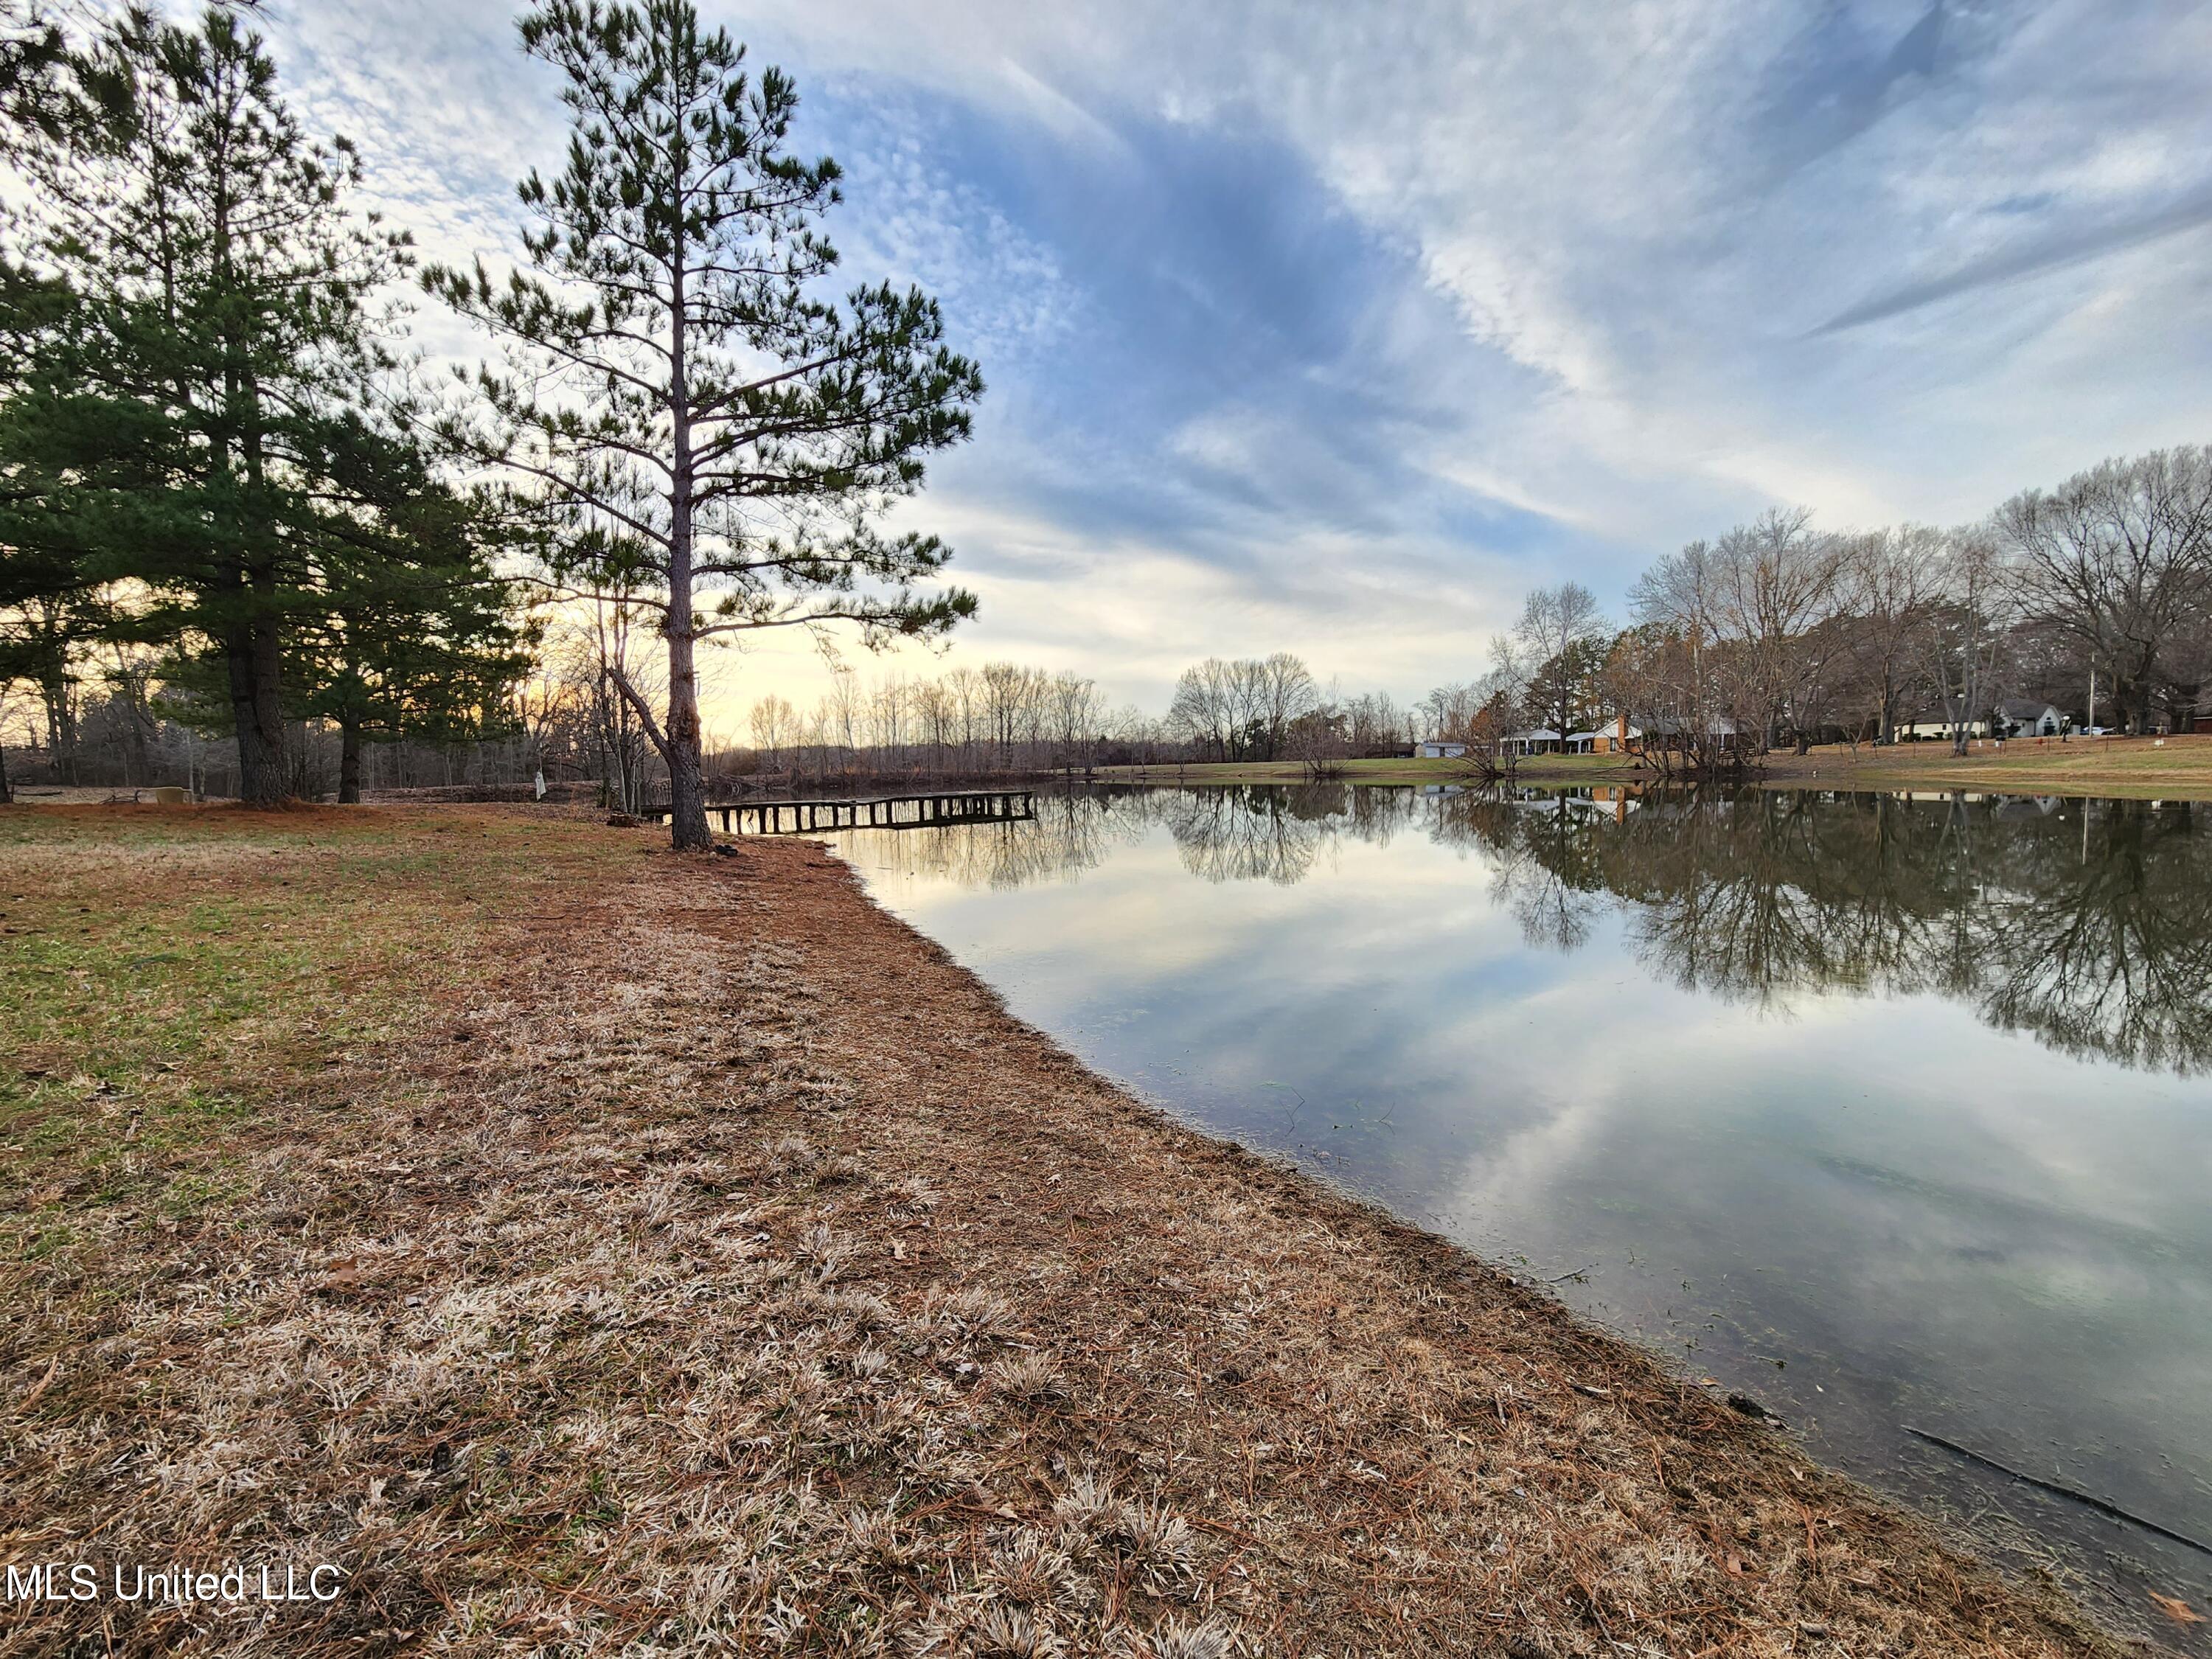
xmin=830 ymin=785 xmax=2212 ymax=1638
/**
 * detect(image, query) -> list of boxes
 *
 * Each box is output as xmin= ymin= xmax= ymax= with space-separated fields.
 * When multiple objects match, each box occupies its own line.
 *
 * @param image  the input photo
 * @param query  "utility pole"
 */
xmin=2087 ymin=662 xmax=2096 ymax=737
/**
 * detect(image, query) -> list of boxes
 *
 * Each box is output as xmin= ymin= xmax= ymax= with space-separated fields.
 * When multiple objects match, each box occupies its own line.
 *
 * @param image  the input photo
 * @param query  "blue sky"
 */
xmin=260 ymin=0 xmax=2212 ymax=723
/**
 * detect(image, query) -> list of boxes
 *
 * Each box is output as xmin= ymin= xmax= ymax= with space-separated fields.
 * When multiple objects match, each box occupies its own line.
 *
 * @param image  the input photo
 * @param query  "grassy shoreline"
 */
xmin=1 ymin=804 xmax=2137 ymax=1655
xmin=1103 ymin=732 xmax=2212 ymax=800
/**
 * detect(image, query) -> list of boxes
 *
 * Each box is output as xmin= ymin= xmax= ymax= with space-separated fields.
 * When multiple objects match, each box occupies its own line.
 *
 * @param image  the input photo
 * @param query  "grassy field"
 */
xmin=0 ymin=804 xmax=2142 ymax=1656
xmin=2 ymin=808 xmax=594 ymax=1248
xmin=1759 ymin=733 xmax=2212 ymax=799
xmin=1104 ymin=734 xmax=2212 ymax=799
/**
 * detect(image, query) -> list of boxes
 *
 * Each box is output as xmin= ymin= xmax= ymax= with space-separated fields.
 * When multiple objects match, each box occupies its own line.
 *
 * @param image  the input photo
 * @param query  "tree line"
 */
xmin=1439 ymin=448 xmax=2212 ymax=770
xmin=1155 ymin=656 xmax=1435 ymax=763
xmin=742 ymin=661 xmax=1143 ymax=780
xmin=1144 ymin=446 xmax=2212 ymax=778
xmin=0 ymin=1 xmax=983 ymax=846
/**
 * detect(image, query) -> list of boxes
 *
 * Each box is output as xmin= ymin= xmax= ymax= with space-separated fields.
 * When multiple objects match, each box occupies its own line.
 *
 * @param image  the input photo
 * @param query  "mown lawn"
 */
xmin=1763 ymin=733 xmax=2212 ymax=798
xmin=0 ymin=806 xmax=621 ymax=1250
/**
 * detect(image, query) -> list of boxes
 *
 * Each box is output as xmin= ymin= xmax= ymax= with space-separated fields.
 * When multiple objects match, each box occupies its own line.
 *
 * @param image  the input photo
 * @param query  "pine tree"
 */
xmin=0 ymin=240 xmax=109 ymax=794
xmin=0 ymin=0 xmax=70 ymax=147
xmin=297 ymin=444 xmax=537 ymax=803
xmin=1 ymin=7 xmax=416 ymax=804
xmin=429 ymin=0 xmax=983 ymax=849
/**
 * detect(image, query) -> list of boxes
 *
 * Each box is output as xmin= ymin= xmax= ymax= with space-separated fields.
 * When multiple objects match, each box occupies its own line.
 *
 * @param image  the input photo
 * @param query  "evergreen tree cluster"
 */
xmin=0 ymin=0 xmax=981 ymax=827
xmin=0 ymin=3 xmax=532 ymax=804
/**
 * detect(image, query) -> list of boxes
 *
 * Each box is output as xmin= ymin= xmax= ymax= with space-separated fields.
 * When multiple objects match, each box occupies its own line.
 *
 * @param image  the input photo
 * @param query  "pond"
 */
xmin=827 ymin=784 xmax=2212 ymax=1644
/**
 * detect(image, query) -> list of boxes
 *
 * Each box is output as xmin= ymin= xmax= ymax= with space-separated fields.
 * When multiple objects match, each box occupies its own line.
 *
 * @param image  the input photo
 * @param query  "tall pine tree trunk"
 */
xmin=664 ymin=665 xmax=709 ymax=846
xmin=227 ymin=612 xmax=288 ymax=806
xmin=41 ymin=673 xmax=75 ymax=784
xmin=662 ymin=237 xmax=712 ymax=851
xmin=338 ymin=717 xmax=363 ymax=804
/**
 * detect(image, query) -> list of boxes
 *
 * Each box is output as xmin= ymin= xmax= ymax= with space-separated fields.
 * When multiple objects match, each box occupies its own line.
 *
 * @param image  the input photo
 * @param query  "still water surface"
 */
xmin=830 ymin=785 xmax=2212 ymax=1639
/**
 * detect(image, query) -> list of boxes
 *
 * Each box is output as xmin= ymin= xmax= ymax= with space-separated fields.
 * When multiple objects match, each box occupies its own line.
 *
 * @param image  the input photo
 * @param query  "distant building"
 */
xmin=1895 ymin=708 xmax=1992 ymax=742
xmin=1894 ymin=701 xmax=2067 ymax=741
xmin=1589 ymin=714 xmax=1639 ymax=754
xmin=1500 ymin=713 xmax=1749 ymax=759
xmin=1497 ymin=728 xmax=1562 ymax=757
xmin=1994 ymin=699 xmax=2067 ymax=737
xmin=1607 ymin=713 xmax=1745 ymax=757
xmin=1415 ymin=740 xmax=1467 ymax=758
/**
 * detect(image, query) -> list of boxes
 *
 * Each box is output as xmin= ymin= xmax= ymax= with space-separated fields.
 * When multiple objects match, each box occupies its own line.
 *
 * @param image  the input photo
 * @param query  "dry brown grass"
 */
xmin=1759 ymin=733 xmax=2212 ymax=799
xmin=0 ymin=807 xmax=2138 ymax=1656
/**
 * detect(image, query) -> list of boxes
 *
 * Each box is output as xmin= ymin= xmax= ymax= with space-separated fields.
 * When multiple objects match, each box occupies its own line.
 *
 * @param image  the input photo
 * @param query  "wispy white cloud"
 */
xmin=231 ymin=0 xmax=2212 ymax=723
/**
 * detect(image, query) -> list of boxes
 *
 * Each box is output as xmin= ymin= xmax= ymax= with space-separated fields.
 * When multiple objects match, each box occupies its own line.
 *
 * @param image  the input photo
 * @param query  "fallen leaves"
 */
xmin=316 ymin=1256 xmax=362 ymax=1293
xmin=2152 ymin=1591 xmax=2205 ymax=1626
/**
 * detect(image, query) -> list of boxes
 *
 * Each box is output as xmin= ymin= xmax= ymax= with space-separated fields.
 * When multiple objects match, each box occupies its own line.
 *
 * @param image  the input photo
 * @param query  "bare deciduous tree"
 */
xmin=1841 ymin=525 xmax=1942 ymax=743
xmin=1994 ymin=447 xmax=2212 ymax=734
xmin=748 ymin=692 xmax=794 ymax=771
xmin=1924 ymin=527 xmax=2014 ymax=759
xmin=1513 ymin=582 xmax=1610 ymax=742
xmin=1714 ymin=509 xmax=1849 ymax=753
xmin=1343 ymin=690 xmax=1413 ymax=754
xmin=1165 ymin=654 xmax=1319 ymax=762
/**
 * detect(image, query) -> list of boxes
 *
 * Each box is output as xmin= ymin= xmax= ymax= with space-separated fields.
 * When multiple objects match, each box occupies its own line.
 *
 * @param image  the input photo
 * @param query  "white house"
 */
xmin=1896 ymin=700 xmax=2068 ymax=742
xmin=1506 ymin=724 xmax=1610 ymax=754
xmin=1895 ymin=708 xmax=1991 ymax=742
xmin=1995 ymin=699 xmax=2067 ymax=737
xmin=1415 ymin=740 xmax=1467 ymax=759
xmin=1497 ymin=728 xmax=1562 ymax=757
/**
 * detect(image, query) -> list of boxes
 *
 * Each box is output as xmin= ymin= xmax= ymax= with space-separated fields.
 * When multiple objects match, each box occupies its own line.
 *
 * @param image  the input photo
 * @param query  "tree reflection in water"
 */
xmin=1152 ymin=784 xmax=1408 ymax=886
xmin=1482 ymin=790 xmax=2212 ymax=1074
xmin=852 ymin=784 xmax=2212 ymax=1077
xmin=836 ymin=785 xmax=1425 ymax=890
xmin=1458 ymin=787 xmax=2212 ymax=1075
xmin=833 ymin=789 xmax=1150 ymax=888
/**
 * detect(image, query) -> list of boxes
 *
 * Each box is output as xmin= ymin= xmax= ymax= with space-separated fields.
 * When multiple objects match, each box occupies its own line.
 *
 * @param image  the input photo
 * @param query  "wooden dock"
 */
xmin=638 ymin=790 xmax=1037 ymax=836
